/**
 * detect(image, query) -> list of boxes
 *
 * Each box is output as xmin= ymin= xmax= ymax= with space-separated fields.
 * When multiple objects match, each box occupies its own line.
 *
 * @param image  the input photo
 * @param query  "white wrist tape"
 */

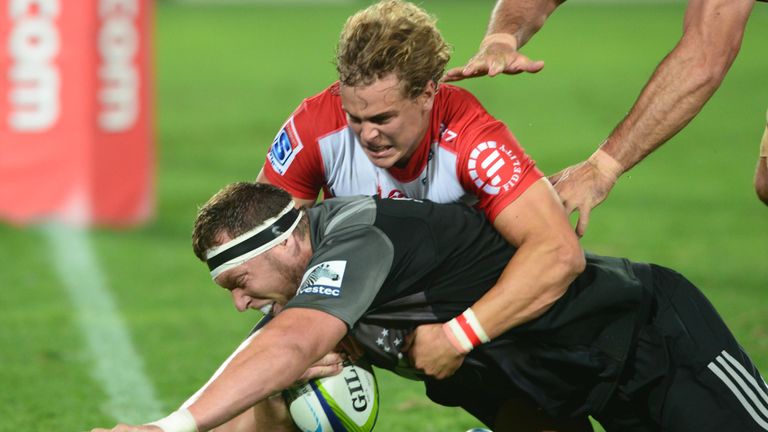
xmin=147 ymin=409 xmax=198 ymax=432
xmin=443 ymin=308 xmax=490 ymax=354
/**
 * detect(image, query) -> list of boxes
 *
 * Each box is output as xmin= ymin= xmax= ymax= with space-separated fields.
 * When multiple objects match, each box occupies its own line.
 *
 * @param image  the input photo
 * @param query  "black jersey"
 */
xmin=284 ymin=196 xmax=652 ymax=417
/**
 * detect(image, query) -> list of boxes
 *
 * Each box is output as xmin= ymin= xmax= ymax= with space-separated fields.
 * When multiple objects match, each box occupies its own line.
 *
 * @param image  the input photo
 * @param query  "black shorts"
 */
xmin=597 ymin=265 xmax=768 ymax=431
xmin=422 ymin=351 xmax=515 ymax=427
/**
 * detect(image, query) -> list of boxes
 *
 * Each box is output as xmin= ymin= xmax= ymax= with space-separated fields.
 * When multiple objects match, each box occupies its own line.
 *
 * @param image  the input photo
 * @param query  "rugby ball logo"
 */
xmin=283 ymin=360 xmax=379 ymax=432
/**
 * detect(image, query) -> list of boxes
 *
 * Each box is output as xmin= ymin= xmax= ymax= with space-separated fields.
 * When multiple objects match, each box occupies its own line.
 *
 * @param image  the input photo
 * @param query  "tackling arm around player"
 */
xmin=446 ymin=0 xmax=762 ymax=233
xmin=255 ymin=0 xmax=585 ymax=380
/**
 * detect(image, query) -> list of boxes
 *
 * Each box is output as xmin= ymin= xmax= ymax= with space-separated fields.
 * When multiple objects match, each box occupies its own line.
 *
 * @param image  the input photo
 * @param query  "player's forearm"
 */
xmin=188 ymin=341 xmax=311 ymax=431
xmin=600 ymin=0 xmax=751 ymax=172
xmin=187 ymin=311 xmax=342 ymax=431
xmin=470 ymin=235 xmax=584 ymax=339
xmin=486 ymin=0 xmax=562 ymax=48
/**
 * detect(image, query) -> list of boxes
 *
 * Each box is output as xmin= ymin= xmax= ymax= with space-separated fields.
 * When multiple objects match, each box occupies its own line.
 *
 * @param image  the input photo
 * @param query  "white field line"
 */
xmin=41 ymin=223 xmax=164 ymax=423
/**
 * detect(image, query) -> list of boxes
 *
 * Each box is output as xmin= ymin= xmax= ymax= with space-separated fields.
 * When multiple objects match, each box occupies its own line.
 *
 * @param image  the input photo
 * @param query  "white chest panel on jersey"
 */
xmin=318 ymin=128 xmax=470 ymax=204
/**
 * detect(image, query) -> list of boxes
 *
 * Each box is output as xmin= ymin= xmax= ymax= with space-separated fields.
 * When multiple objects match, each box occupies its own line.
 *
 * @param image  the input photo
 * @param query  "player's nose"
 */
xmin=361 ymin=123 xmax=379 ymax=143
xmin=231 ymin=290 xmax=249 ymax=312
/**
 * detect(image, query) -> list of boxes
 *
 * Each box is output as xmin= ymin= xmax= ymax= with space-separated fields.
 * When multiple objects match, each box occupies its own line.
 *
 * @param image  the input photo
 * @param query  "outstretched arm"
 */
xmin=444 ymin=0 xmax=562 ymax=81
xmin=91 ymin=309 xmax=346 ymax=432
xmin=550 ymin=0 xmax=755 ymax=235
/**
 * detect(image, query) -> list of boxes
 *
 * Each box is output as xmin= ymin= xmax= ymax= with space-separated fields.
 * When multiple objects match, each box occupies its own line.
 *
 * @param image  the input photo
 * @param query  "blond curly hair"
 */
xmin=335 ymin=0 xmax=451 ymax=99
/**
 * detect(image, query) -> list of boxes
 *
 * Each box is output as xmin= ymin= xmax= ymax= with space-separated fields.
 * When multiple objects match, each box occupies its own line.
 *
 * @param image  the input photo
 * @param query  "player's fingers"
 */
xmin=516 ymin=59 xmax=545 ymax=74
xmin=548 ymin=171 xmax=563 ymax=186
xmin=575 ymin=207 xmax=590 ymax=238
xmin=314 ymin=351 xmax=345 ymax=366
xmin=443 ymin=65 xmax=469 ymax=82
xmin=487 ymin=56 xmax=507 ymax=77
xmin=301 ymin=362 xmax=343 ymax=381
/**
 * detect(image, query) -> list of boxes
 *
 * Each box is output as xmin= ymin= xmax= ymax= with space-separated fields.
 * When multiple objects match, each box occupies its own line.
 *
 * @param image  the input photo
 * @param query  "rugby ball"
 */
xmin=283 ymin=360 xmax=379 ymax=432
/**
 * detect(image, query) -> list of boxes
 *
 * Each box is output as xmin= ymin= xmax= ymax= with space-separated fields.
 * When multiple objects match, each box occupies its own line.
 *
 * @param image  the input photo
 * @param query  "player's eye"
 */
xmin=347 ymin=114 xmax=361 ymax=124
xmin=370 ymin=116 xmax=391 ymax=125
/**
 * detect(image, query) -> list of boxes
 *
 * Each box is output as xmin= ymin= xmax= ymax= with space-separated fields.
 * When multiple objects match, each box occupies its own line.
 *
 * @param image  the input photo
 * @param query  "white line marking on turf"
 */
xmin=42 ymin=223 xmax=164 ymax=423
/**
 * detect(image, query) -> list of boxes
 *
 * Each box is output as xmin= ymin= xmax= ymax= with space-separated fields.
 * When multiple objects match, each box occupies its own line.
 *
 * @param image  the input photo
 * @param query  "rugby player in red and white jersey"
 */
xmin=157 ymin=2 xmax=588 ymax=432
xmin=251 ymin=1 xmax=588 ymax=431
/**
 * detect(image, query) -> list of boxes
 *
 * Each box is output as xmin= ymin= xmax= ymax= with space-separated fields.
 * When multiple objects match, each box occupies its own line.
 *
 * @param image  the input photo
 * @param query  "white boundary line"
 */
xmin=41 ymin=223 xmax=164 ymax=423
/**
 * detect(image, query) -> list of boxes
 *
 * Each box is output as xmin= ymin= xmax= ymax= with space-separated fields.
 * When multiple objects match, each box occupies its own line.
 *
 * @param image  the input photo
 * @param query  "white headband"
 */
xmin=205 ymin=201 xmax=302 ymax=279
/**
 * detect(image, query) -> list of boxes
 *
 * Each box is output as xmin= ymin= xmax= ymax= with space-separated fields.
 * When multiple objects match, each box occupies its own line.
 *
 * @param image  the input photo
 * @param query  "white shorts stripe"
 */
xmin=707 ymin=352 xmax=768 ymax=430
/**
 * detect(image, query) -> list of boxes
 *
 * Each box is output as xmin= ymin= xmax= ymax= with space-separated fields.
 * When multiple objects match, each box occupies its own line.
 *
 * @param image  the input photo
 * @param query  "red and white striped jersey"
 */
xmin=262 ymin=82 xmax=542 ymax=222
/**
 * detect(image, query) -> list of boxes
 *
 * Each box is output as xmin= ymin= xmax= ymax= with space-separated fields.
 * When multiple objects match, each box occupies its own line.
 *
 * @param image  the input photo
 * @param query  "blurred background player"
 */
xmin=445 ymin=0 xmax=767 ymax=234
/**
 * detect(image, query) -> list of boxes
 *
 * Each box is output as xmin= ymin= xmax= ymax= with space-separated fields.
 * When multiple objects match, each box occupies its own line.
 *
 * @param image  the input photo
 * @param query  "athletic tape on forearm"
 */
xmin=588 ymin=149 xmax=624 ymax=181
xmin=443 ymin=308 xmax=490 ymax=353
xmin=147 ymin=409 xmax=198 ymax=432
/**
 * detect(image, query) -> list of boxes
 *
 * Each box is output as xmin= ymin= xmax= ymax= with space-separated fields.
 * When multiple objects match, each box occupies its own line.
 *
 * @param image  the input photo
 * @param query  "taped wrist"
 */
xmin=481 ymin=32 xmax=518 ymax=50
xmin=588 ymin=149 xmax=624 ymax=182
xmin=442 ymin=308 xmax=490 ymax=354
xmin=147 ymin=409 xmax=198 ymax=432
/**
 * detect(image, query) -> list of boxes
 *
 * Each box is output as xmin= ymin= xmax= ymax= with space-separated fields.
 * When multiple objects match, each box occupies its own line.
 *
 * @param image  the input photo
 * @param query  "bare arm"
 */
xmin=486 ymin=0 xmax=564 ymax=48
xmin=408 ymin=178 xmax=584 ymax=378
xmin=444 ymin=0 xmax=561 ymax=81
xmin=187 ymin=308 xmax=347 ymax=431
xmin=550 ymin=0 xmax=754 ymax=235
xmin=601 ymin=0 xmax=753 ymax=171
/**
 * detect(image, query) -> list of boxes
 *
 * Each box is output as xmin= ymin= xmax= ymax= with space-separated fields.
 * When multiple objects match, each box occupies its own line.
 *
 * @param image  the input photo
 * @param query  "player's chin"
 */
xmin=271 ymin=303 xmax=285 ymax=316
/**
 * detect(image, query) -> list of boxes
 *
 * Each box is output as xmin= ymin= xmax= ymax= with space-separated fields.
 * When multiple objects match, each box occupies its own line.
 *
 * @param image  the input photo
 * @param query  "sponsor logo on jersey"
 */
xmin=268 ymin=119 xmax=304 ymax=175
xmin=297 ymin=261 xmax=346 ymax=297
xmin=467 ymin=141 xmax=523 ymax=195
xmin=387 ymin=189 xmax=406 ymax=198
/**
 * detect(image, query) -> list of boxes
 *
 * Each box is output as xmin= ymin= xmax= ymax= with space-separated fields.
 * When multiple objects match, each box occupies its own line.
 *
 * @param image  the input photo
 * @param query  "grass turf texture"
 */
xmin=1 ymin=1 xmax=766 ymax=430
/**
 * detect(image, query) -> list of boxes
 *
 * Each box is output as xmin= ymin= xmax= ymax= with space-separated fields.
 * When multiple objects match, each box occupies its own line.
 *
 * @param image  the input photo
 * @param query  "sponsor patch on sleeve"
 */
xmin=296 ymin=261 xmax=347 ymax=297
xmin=267 ymin=119 xmax=304 ymax=175
xmin=467 ymin=140 xmax=523 ymax=195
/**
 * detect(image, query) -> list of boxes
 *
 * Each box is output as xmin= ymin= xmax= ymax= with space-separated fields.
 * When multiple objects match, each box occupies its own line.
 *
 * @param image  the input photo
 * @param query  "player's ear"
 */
xmin=420 ymin=80 xmax=437 ymax=111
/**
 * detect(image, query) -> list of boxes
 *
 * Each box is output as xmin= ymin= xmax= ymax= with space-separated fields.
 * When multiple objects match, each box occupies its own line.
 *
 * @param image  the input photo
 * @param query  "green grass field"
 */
xmin=1 ymin=1 xmax=767 ymax=431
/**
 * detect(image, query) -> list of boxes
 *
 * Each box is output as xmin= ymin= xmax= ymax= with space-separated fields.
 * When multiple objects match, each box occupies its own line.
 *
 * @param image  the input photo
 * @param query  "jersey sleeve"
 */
xmin=283 ymin=226 xmax=394 ymax=328
xmin=261 ymin=102 xmax=326 ymax=201
xmin=455 ymin=120 xmax=544 ymax=222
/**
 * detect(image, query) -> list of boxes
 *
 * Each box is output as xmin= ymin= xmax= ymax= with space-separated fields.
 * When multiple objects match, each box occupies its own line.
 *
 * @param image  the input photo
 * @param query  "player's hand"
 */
xmin=91 ymin=425 xmax=160 ymax=432
xmin=297 ymin=351 xmax=345 ymax=382
xmin=548 ymin=158 xmax=618 ymax=237
xmin=443 ymin=33 xmax=544 ymax=82
xmin=405 ymin=323 xmax=466 ymax=379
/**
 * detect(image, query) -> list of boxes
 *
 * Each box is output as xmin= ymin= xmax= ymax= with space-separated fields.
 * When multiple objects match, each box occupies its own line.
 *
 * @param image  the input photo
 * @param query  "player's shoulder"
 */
xmin=436 ymin=83 xmax=485 ymax=109
xmin=290 ymin=82 xmax=347 ymax=135
xmin=434 ymin=84 xmax=503 ymax=154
